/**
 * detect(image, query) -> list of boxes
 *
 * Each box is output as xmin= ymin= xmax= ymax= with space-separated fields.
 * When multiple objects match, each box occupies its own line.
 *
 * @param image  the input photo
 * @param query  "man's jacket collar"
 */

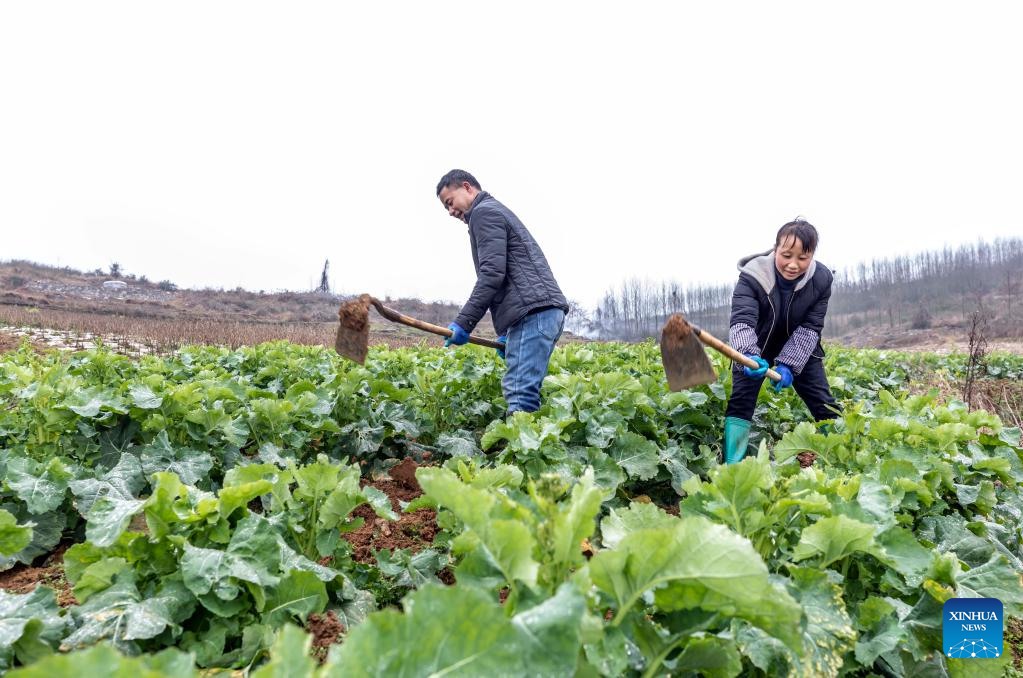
xmin=463 ymin=191 xmax=491 ymax=225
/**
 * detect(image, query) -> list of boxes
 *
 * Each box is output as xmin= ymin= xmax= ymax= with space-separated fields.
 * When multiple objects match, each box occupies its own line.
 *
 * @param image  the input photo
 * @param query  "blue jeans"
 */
xmin=503 ymin=307 xmax=565 ymax=413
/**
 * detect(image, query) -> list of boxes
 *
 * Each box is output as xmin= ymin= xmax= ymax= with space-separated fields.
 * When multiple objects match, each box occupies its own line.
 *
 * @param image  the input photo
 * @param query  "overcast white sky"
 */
xmin=2 ymin=2 xmax=1021 ymax=309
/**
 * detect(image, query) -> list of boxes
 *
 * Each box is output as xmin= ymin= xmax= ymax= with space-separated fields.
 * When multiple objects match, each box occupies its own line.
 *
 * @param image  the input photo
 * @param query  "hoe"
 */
xmin=659 ymin=313 xmax=782 ymax=390
xmin=335 ymin=294 xmax=505 ymax=364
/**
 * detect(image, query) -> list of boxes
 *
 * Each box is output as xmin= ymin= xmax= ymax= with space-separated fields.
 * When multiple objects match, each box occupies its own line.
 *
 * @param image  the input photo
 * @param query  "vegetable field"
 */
xmin=1 ymin=340 xmax=1022 ymax=677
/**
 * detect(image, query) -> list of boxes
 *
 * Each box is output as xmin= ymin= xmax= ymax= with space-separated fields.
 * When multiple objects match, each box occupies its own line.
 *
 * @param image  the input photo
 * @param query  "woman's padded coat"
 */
xmin=727 ymin=250 xmax=833 ymax=374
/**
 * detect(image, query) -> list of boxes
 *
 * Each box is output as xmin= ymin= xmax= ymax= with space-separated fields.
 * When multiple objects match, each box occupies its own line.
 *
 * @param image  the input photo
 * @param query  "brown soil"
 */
xmin=0 ymin=543 xmax=77 ymax=607
xmin=388 ymin=458 xmax=421 ymax=493
xmin=342 ymin=459 xmax=439 ymax=564
xmin=0 ymin=331 xmax=47 ymax=354
xmin=337 ymin=295 xmax=371 ymax=332
xmin=1009 ymin=617 xmax=1023 ymax=671
xmin=307 ymin=610 xmax=346 ymax=662
xmin=0 ymin=332 xmax=18 ymax=352
xmin=797 ymin=451 xmax=817 ymax=468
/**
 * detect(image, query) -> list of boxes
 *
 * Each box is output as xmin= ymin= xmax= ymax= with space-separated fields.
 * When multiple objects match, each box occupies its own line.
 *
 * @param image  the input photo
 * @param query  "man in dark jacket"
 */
xmin=723 ymin=218 xmax=840 ymax=463
xmin=436 ymin=169 xmax=569 ymax=415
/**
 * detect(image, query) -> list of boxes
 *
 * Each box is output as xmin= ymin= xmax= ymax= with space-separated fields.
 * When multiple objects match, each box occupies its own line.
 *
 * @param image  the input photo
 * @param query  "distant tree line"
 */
xmin=590 ymin=237 xmax=1023 ymax=341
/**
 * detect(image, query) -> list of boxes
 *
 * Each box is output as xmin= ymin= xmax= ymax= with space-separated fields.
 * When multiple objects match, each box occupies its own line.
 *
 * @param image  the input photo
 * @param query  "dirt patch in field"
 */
xmin=0 ymin=330 xmax=48 ymax=354
xmin=0 ymin=543 xmax=77 ymax=607
xmin=1008 ymin=617 xmax=1023 ymax=671
xmin=0 ymin=332 xmax=18 ymax=352
xmin=343 ymin=459 xmax=439 ymax=564
xmin=797 ymin=451 xmax=817 ymax=468
xmin=307 ymin=610 xmax=346 ymax=662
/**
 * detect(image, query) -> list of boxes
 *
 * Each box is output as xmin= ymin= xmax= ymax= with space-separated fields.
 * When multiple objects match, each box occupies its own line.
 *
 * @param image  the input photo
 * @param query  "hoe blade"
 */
xmin=335 ymin=294 xmax=372 ymax=364
xmin=660 ymin=313 xmax=717 ymax=391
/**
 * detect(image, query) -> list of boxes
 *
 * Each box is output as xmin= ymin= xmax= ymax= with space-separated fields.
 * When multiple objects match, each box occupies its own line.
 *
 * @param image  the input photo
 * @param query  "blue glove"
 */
xmin=444 ymin=322 xmax=469 ymax=347
xmin=773 ymin=363 xmax=794 ymax=392
xmin=742 ymin=355 xmax=769 ymax=378
xmin=496 ymin=335 xmax=507 ymax=360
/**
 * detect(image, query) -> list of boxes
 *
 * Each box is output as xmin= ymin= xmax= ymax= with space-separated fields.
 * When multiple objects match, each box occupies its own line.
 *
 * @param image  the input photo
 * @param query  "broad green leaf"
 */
xmin=783 ymin=566 xmax=856 ymax=678
xmin=792 ymin=515 xmax=876 ymax=568
xmin=466 ymin=464 xmax=524 ymax=490
xmin=278 ymin=540 xmax=341 ymax=583
xmin=946 ymin=652 xmax=1012 ymax=678
xmin=68 ymin=452 xmax=145 ymax=516
xmin=773 ymin=422 xmax=821 ymax=464
xmin=7 ymin=644 xmax=198 ymax=677
xmin=419 ymin=467 xmax=538 ymax=586
xmin=436 ymin=432 xmax=483 ymax=458
xmin=0 ymin=508 xmax=65 ymax=567
xmin=129 ymin=384 xmax=163 ymax=409
xmin=218 ymin=480 xmax=273 ymax=519
xmin=139 ymin=431 xmax=214 ymax=487
xmin=85 ymin=495 xmax=145 ymax=547
xmin=872 ymin=526 xmax=934 ymax=588
xmin=854 ymin=604 xmax=906 ymax=665
xmin=251 ymin=624 xmax=316 ymax=678
xmin=920 ymin=514 xmax=996 ymax=568
xmin=375 ymin=548 xmax=443 ymax=588
xmin=590 ymin=517 xmax=802 ymax=651
xmin=361 ymin=486 xmax=399 ymax=521
xmin=63 ymin=386 xmax=128 ymax=418
xmin=73 ymin=557 xmax=130 ymax=603
xmin=672 ymin=636 xmax=742 ymax=678
xmin=326 ymin=583 xmax=584 ymax=677
xmin=0 ymin=509 xmax=32 ymax=556
xmin=546 ymin=470 xmax=603 ymax=570
xmin=600 ymin=502 xmax=677 ymax=550
xmin=0 ymin=587 xmax=69 ymax=665
xmin=6 ymin=457 xmax=71 ymax=515
xmin=507 ymin=583 xmax=588 ymax=676
xmin=64 ymin=574 xmax=193 ymax=649
xmin=181 ymin=516 xmax=281 ymax=606
xmin=262 ymin=571 xmax=327 ymax=627
xmin=609 ymin=432 xmax=660 ymax=480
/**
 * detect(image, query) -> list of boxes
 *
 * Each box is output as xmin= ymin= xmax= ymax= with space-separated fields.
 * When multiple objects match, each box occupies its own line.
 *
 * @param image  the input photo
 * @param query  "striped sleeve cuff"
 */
xmin=729 ymin=323 xmax=760 ymax=356
xmin=776 ymin=326 xmax=820 ymax=374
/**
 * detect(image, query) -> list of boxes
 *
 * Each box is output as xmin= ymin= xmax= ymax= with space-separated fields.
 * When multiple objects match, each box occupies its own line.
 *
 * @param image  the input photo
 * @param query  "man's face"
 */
xmin=438 ymin=182 xmax=477 ymax=222
xmin=774 ymin=236 xmax=814 ymax=280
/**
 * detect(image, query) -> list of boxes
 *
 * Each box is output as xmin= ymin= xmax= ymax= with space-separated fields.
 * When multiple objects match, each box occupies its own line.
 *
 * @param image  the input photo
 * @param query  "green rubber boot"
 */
xmin=723 ymin=416 xmax=752 ymax=464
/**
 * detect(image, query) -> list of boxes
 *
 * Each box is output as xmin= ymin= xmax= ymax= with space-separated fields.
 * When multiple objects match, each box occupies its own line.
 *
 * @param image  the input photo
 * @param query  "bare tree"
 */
xmin=962 ymin=308 xmax=989 ymax=411
xmin=318 ymin=259 xmax=330 ymax=294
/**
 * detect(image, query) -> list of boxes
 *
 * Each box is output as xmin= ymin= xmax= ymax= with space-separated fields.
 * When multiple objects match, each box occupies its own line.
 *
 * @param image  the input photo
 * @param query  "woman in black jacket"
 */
xmin=723 ymin=219 xmax=840 ymax=463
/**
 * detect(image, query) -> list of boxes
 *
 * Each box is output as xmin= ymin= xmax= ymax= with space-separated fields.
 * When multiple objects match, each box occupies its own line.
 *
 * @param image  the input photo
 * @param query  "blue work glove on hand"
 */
xmin=773 ymin=363 xmax=794 ymax=392
xmin=444 ymin=322 xmax=469 ymax=347
xmin=742 ymin=355 xmax=769 ymax=378
xmin=496 ymin=335 xmax=507 ymax=360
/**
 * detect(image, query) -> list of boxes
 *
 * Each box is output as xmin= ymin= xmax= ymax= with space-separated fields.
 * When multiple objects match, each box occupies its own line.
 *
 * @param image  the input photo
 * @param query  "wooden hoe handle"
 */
xmin=368 ymin=298 xmax=505 ymax=349
xmin=690 ymin=324 xmax=781 ymax=382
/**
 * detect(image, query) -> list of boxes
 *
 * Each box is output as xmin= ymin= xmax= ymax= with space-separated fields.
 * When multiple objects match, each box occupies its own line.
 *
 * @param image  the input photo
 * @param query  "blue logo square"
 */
xmin=943 ymin=597 xmax=1003 ymax=659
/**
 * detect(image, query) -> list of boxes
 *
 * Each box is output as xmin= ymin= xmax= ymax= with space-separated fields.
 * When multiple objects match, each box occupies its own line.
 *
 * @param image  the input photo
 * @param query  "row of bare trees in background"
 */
xmin=586 ymin=237 xmax=1023 ymax=341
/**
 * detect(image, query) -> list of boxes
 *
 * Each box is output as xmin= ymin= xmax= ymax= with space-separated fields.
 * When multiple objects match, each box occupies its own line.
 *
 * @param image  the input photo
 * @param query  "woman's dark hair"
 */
xmin=436 ymin=169 xmax=482 ymax=196
xmin=775 ymin=218 xmax=818 ymax=253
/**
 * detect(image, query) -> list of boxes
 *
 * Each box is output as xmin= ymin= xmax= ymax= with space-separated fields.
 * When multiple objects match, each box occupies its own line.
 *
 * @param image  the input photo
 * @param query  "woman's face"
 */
xmin=774 ymin=236 xmax=813 ymax=280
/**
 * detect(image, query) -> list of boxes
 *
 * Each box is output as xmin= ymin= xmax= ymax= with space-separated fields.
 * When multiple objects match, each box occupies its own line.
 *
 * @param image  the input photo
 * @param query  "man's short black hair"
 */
xmin=436 ymin=169 xmax=482 ymax=196
xmin=775 ymin=218 xmax=819 ymax=253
